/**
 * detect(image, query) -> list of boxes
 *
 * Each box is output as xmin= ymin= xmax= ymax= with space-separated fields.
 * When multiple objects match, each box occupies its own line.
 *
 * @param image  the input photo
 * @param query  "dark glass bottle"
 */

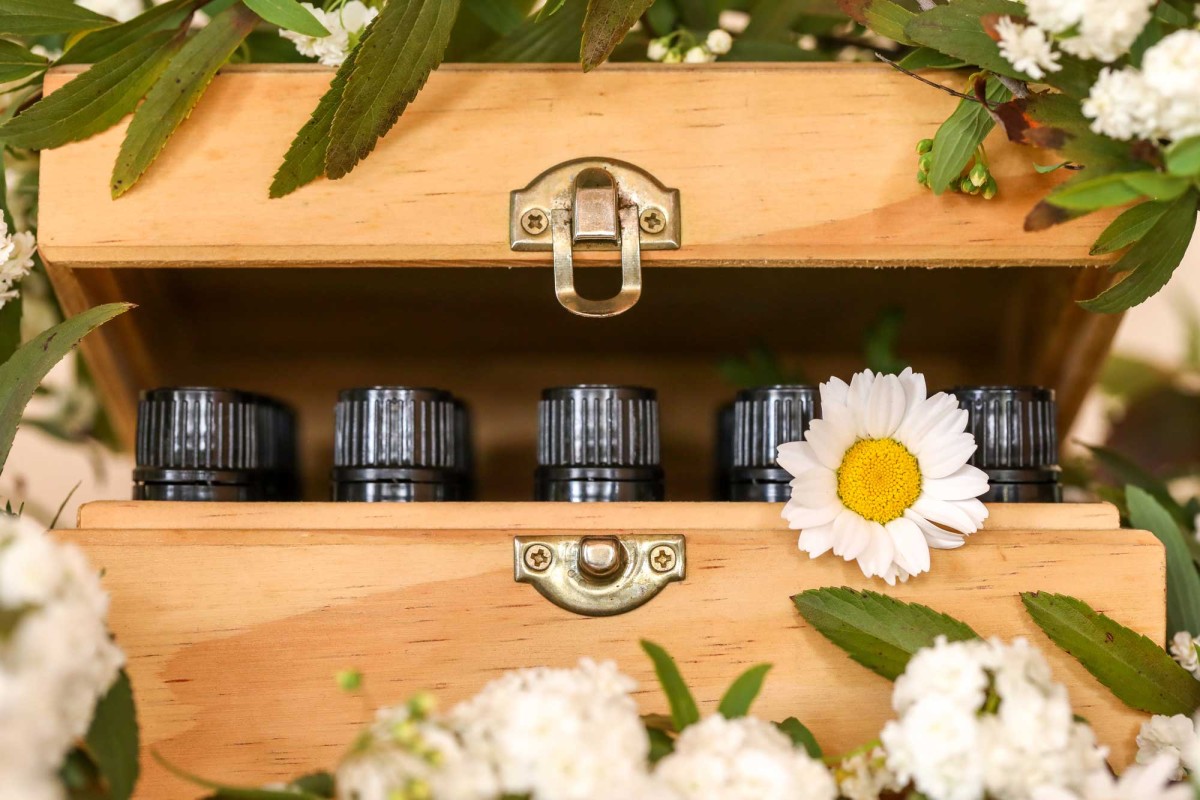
xmin=535 ymin=385 xmax=663 ymax=502
xmin=722 ymin=385 xmax=819 ymax=501
xmin=332 ymin=387 xmax=471 ymax=502
xmin=950 ymin=385 xmax=1062 ymax=502
xmin=134 ymin=387 xmax=297 ymax=501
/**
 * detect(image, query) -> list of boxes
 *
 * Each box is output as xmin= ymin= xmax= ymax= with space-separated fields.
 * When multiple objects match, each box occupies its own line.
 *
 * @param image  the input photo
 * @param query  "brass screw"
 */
xmin=639 ymin=208 xmax=666 ymax=234
xmin=524 ymin=543 xmax=552 ymax=571
xmin=649 ymin=544 xmax=676 ymax=573
xmin=521 ymin=208 xmax=549 ymax=235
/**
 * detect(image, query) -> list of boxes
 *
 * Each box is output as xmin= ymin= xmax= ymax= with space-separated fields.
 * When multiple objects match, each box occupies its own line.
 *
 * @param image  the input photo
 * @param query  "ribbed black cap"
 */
xmin=332 ymin=387 xmax=470 ymax=500
xmin=536 ymin=385 xmax=663 ymax=501
xmin=134 ymin=387 xmax=297 ymax=500
xmin=722 ymin=385 xmax=819 ymax=501
xmin=950 ymin=386 xmax=1061 ymax=502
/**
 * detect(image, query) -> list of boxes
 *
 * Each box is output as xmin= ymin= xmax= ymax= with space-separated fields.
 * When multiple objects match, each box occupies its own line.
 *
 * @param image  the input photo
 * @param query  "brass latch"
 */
xmin=513 ymin=534 xmax=685 ymax=617
xmin=510 ymin=158 xmax=681 ymax=318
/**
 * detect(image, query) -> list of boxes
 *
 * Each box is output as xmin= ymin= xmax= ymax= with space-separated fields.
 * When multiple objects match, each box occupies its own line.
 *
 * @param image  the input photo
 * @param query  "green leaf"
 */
xmin=1127 ymin=486 xmax=1200 ymax=640
xmin=0 ymin=303 xmax=131 ymax=474
xmin=0 ymin=0 xmax=115 ymax=36
xmin=1122 ymin=171 xmax=1192 ymax=202
xmin=1024 ymin=92 xmax=1141 ymax=174
xmin=1079 ymin=190 xmax=1199 ymax=313
xmin=1082 ymin=445 xmax=1193 ymax=526
xmin=61 ymin=0 xmax=199 ymax=65
xmin=641 ymin=640 xmax=701 ymax=731
xmin=154 ymin=751 xmax=328 ymax=799
xmin=792 ymin=587 xmax=979 ymax=681
xmin=717 ymin=664 xmax=772 ymax=719
xmin=1021 ymin=591 xmax=1200 ymax=716
xmin=928 ymin=78 xmax=1009 ymax=195
xmin=1166 ymin=136 xmax=1200 ymax=177
xmin=85 ymin=670 xmax=139 ymax=800
xmin=472 ymin=0 xmax=584 ymax=62
xmin=863 ymin=0 xmax=915 ymax=45
xmin=775 ymin=717 xmax=822 ymax=758
xmin=0 ymin=40 xmax=47 ymax=83
xmin=1090 ymin=201 xmax=1170 ymax=255
xmin=324 ymin=0 xmax=460 ymax=180
xmin=287 ymin=773 xmax=335 ymax=797
xmin=244 ymin=0 xmax=329 ymax=36
xmin=1 ymin=30 xmax=184 ymax=151
xmin=269 ymin=46 xmax=356 ymax=197
xmin=647 ymin=727 xmax=674 ymax=763
xmin=1046 ymin=172 xmax=1149 ymax=211
xmin=111 ymin=3 xmax=257 ymax=198
xmin=535 ymin=0 xmax=567 ymax=21
xmin=1033 ymin=160 xmax=1070 ymax=174
xmin=580 ymin=0 xmax=653 ymax=71
xmin=896 ymin=46 xmax=968 ymax=70
xmin=462 ymin=0 xmax=530 ymax=35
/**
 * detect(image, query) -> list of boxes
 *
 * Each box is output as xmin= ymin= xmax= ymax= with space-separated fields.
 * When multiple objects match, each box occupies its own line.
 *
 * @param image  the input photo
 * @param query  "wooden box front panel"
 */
xmin=65 ymin=503 xmax=1162 ymax=798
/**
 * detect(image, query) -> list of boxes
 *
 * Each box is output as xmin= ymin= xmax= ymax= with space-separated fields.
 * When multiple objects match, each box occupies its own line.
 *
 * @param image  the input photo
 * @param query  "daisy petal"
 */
xmin=777 ymin=441 xmax=821 ymax=477
xmin=923 ymin=464 xmax=990 ymax=500
xmin=789 ymin=468 xmax=838 ymax=508
xmin=846 ymin=371 xmax=876 ymax=435
xmin=805 ymin=406 xmax=857 ymax=470
xmin=857 ymin=521 xmax=895 ymax=578
xmin=897 ymin=367 xmax=927 ymax=413
xmin=799 ymin=523 xmax=836 ymax=558
xmin=886 ymin=516 xmax=930 ymax=576
xmin=907 ymin=510 xmax=967 ymax=549
xmin=782 ymin=499 xmax=842 ymax=530
xmin=833 ymin=510 xmax=871 ymax=560
xmin=819 ymin=376 xmax=850 ymax=409
xmin=912 ymin=496 xmax=983 ymax=534
xmin=918 ymin=434 xmax=977 ymax=479
xmin=894 ymin=393 xmax=960 ymax=450
xmin=866 ymin=373 xmax=907 ymax=439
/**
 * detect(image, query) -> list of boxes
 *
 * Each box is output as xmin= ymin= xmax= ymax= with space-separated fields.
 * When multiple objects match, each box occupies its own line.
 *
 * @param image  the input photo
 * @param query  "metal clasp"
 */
xmin=514 ymin=534 xmax=685 ymax=617
xmin=510 ymin=158 xmax=681 ymax=318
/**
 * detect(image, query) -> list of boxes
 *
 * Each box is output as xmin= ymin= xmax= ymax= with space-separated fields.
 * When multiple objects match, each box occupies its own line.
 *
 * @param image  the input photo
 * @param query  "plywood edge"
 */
xmin=75 ymin=500 xmax=1120 ymax=531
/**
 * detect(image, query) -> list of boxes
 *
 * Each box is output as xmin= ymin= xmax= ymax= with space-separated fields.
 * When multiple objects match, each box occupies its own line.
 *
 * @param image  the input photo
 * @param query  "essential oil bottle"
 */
xmin=950 ymin=385 xmax=1062 ymax=502
xmin=722 ymin=385 xmax=819 ymax=501
xmin=535 ymin=385 xmax=664 ymax=502
xmin=332 ymin=387 xmax=472 ymax=502
xmin=134 ymin=387 xmax=297 ymax=501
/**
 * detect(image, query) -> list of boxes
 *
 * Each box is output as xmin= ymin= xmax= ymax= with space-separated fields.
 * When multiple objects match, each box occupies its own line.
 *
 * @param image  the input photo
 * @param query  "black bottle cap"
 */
xmin=332 ymin=387 xmax=470 ymax=501
xmin=950 ymin=385 xmax=1062 ymax=503
xmin=134 ymin=387 xmax=297 ymax=501
xmin=535 ymin=384 xmax=663 ymax=502
xmin=724 ymin=385 xmax=819 ymax=502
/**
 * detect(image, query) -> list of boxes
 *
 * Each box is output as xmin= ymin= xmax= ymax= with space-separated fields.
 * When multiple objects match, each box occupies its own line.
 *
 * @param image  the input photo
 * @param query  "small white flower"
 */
xmin=1025 ymin=0 xmax=1089 ymax=33
xmin=1082 ymin=66 xmax=1161 ymax=140
xmin=798 ymin=34 xmax=819 ymax=50
xmin=647 ymin=39 xmax=669 ymax=61
xmin=280 ymin=1 xmax=377 ymax=67
xmin=684 ymin=45 xmax=716 ymax=63
xmin=717 ymin=9 xmax=749 ymax=34
xmin=0 ymin=220 xmax=35 ymax=311
xmin=1136 ymin=714 xmax=1199 ymax=780
xmin=1057 ymin=0 xmax=1155 ymax=62
xmin=1032 ymin=755 xmax=1193 ymax=800
xmin=705 ymin=29 xmax=733 ymax=55
xmin=995 ymin=16 xmax=1062 ymax=79
xmin=654 ymin=715 xmax=837 ymax=800
xmin=1169 ymin=631 xmax=1200 ymax=678
xmin=836 ymin=746 xmax=902 ymax=800
xmin=778 ymin=369 xmax=989 ymax=584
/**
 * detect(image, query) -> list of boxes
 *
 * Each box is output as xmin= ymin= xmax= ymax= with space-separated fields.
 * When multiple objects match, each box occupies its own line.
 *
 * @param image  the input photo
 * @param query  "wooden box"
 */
xmin=66 ymin=501 xmax=1162 ymax=797
xmin=36 ymin=64 xmax=1123 ymax=500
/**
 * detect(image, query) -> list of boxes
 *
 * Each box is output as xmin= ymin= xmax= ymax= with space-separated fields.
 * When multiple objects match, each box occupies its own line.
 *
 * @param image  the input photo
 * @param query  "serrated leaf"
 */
xmin=641 ymin=640 xmax=701 ymax=732
xmin=324 ymin=0 xmax=460 ymax=180
xmin=1090 ymin=201 xmax=1170 ymax=255
xmin=111 ymin=3 xmax=257 ymax=198
xmin=580 ymin=0 xmax=653 ymax=71
xmin=270 ymin=46 xmax=356 ymax=197
xmin=0 ymin=40 xmax=46 ymax=83
xmin=775 ymin=717 xmax=822 ymax=758
xmin=863 ymin=0 xmax=915 ymax=45
xmin=928 ymin=78 xmax=1009 ymax=195
xmin=896 ymin=46 xmax=967 ymax=70
xmin=1 ymin=30 xmax=183 ymax=151
xmin=0 ymin=303 xmax=131 ymax=472
xmin=717 ymin=664 xmax=772 ymax=719
xmin=85 ymin=670 xmax=139 ymax=800
xmin=61 ymin=0 xmax=198 ymax=65
xmin=0 ymin=0 xmax=115 ymax=36
xmin=1079 ymin=189 xmax=1198 ymax=313
xmin=1021 ymin=591 xmax=1200 ymax=715
xmin=793 ymin=587 xmax=979 ymax=681
xmin=1127 ymin=486 xmax=1200 ymax=640
xmin=1166 ymin=135 xmax=1200 ymax=177
xmin=472 ymin=0 xmax=584 ymax=62
xmin=244 ymin=0 xmax=329 ymax=36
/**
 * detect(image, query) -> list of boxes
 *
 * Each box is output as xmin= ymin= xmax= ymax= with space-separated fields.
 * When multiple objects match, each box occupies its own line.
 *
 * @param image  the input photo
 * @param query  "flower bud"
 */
xmin=917 ymin=170 xmax=928 ymax=185
xmin=408 ymin=691 xmax=436 ymax=719
xmin=662 ymin=48 xmax=683 ymax=63
xmin=983 ymin=176 xmax=998 ymax=200
xmin=706 ymin=28 xmax=733 ymax=55
xmin=969 ymin=162 xmax=988 ymax=187
xmin=916 ymin=138 xmax=934 ymax=155
xmin=684 ymin=45 xmax=715 ymax=63
xmin=647 ymin=39 xmax=669 ymax=61
xmin=960 ymin=176 xmax=975 ymax=194
xmin=918 ymin=154 xmax=932 ymax=173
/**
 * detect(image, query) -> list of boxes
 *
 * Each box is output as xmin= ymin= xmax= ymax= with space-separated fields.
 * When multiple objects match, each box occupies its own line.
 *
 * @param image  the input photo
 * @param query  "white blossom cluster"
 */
xmin=280 ymin=2 xmax=378 ymax=67
xmin=1026 ymin=0 xmax=1156 ymax=62
xmin=0 ymin=515 xmax=124 ymax=800
xmin=0 ymin=219 xmax=35 ymax=310
xmin=648 ymin=30 xmax=733 ymax=64
xmin=1170 ymin=631 xmax=1200 ymax=678
xmin=1083 ymin=30 xmax=1200 ymax=141
xmin=880 ymin=636 xmax=1108 ymax=800
xmin=334 ymin=659 xmax=835 ymax=800
xmin=1031 ymin=755 xmax=1193 ymax=800
xmin=835 ymin=745 xmax=902 ymax=800
xmin=1136 ymin=713 xmax=1199 ymax=782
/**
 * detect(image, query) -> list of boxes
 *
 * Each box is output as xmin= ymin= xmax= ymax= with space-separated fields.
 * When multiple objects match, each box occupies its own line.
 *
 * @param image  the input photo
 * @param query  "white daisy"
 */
xmin=777 ymin=369 xmax=989 ymax=584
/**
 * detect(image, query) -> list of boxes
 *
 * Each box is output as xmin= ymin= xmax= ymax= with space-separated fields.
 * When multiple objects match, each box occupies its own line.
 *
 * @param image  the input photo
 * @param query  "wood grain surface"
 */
xmin=39 ymin=63 xmax=1116 ymax=269
xmin=63 ymin=505 xmax=1161 ymax=797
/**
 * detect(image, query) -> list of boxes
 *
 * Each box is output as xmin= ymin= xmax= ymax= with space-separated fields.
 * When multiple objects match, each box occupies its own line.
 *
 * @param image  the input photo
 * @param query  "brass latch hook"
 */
xmin=510 ymin=158 xmax=682 ymax=318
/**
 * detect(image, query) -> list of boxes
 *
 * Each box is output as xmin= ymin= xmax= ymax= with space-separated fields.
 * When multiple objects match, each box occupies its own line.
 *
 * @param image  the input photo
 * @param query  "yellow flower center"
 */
xmin=836 ymin=438 xmax=922 ymax=524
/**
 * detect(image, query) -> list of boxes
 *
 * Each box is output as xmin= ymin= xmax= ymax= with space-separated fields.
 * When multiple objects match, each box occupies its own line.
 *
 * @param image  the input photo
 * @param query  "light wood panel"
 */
xmin=76 ymin=500 xmax=1121 ymax=531
xmin=38 ymin=64 xmax=1117 ymax=269
xmin=64 ymin=519 xmax=1163 ymax=798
